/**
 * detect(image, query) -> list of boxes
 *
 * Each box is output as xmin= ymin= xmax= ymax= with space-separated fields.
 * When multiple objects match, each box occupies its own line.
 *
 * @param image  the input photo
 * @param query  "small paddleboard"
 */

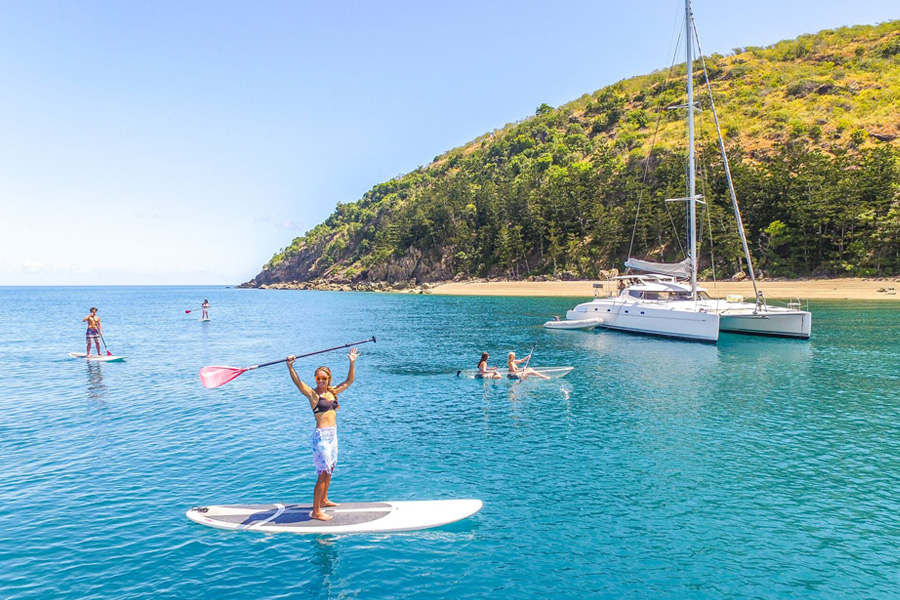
xmin=456 ymin=367 xmax=574 ymax=380
xmin=186 ymin=499 xmax=482 ymax=534
xmin=199 ymin=318 xmax=211 ymax=322
xmin=68 ymin=353 xmax=126 ymax=362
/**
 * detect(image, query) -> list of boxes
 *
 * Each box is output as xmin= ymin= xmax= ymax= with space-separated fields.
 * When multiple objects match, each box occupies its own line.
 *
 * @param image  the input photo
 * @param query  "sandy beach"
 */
xmin=430 ymin=278 xmax=900 ymax=300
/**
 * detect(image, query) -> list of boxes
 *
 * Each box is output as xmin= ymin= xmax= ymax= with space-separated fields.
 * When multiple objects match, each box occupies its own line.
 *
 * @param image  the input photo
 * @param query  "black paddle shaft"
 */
xmin=522 ymin=341 xmax=537 ymax=370
xmin=253 ymin=336 xmax=376 ymax=369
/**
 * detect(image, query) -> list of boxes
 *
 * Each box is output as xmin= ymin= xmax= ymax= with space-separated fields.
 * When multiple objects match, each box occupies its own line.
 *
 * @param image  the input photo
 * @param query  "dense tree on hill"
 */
xmin=246 ymin=21 xmax=900 ymax=287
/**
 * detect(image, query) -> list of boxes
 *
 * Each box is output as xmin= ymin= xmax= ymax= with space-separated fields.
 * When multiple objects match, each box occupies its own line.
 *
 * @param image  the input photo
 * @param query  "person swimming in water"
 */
xmin=82 ymin=307 xmax=102 ymax=356
xmin=286 ymin=347 xmax=360 ymax=521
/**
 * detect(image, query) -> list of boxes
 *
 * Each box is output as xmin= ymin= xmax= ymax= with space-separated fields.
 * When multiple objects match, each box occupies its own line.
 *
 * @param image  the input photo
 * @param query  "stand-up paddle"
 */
xmin=521 ymin=341 xmax=537 ymax=371
xmin=513 ymin=341 xmax=537 ymax=384
xmin=185 ymin=307 xmax=202 ymax=314
xmin=200 ymin=336 xmax=376 ymax=389
xmin=99 ymin=333 xmax=113 ymax=356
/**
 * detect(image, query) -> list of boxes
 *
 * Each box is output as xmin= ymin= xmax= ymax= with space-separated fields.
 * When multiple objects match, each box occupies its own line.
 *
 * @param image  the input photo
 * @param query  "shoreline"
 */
xmin=428 ymin=278 xmax=900 ymax=300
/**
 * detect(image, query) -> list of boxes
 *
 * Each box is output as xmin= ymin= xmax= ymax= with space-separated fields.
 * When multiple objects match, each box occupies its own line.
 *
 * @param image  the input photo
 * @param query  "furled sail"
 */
xmin=624 ymin=257 xmax=691 ymax=278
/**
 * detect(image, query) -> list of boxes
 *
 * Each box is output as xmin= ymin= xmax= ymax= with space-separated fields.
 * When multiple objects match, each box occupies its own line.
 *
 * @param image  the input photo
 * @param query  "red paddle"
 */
xmin=200 ymin=336 xmax=376 ymax=389
xmin=185 ymin=307 xmax=202 ymax=314
xmin=99 ymin=333 xmax=114 ymax=356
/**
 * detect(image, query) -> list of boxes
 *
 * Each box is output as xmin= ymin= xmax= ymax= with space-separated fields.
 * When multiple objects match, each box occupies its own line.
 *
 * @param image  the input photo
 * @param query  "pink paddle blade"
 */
xmin=185 ymin=309 xmax=191 ymax=313
xmin=200 ymin=366 xmax=248 ymax=388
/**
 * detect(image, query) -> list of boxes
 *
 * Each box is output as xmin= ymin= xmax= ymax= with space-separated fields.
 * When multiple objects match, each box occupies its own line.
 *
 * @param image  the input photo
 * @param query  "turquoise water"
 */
xmin=1 ymin=286 xmax=899 ymax=599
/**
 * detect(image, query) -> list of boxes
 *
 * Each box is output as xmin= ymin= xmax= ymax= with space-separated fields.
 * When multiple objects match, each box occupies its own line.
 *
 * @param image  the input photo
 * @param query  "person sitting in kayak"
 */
xmin=507 ymin=351 xmax=550 ymax=380
xmin=287 ymin=347 xmax=359 ymax=521
xmin=476 ymin=352 xmax=502 ymax=379
xmin=201 ymin=299 xmax=210 ymax=320
xmin=82 ymin=307 xmax=102 ymax=356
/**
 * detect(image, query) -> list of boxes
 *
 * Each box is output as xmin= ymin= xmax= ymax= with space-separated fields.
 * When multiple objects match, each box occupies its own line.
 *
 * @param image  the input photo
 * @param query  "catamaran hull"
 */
xmin=718 ymin=311 xmax=811 ymax=339
xmin=566 ymin=301 xmax=720 ymax=342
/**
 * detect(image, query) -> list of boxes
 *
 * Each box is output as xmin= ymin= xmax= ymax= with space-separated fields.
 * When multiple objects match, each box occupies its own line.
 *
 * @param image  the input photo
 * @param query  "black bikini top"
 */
xmin=313 ymin=393 xmax=339 ymax=414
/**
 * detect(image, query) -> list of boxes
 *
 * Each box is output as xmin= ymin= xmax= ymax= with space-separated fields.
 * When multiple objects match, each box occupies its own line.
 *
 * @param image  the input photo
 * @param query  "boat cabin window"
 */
xmin=626 ymin=290 xmax=711 ymax=301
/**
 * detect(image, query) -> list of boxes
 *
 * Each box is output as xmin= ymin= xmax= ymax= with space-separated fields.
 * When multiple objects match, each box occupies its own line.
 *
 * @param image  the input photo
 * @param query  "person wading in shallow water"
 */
xmin=82 ymin=307 xmax=102 ymax=356
xmin=286 ymin=348 xmax=359 ymax=521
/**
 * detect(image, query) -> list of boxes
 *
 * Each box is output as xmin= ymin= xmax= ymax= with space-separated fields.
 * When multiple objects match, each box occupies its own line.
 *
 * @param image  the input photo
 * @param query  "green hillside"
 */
xmin=244 ymin=21 xmax=900 ymax=288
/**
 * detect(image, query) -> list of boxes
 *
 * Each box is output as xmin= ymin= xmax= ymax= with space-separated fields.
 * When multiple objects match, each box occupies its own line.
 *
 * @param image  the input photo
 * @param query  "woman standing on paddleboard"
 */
xmin=287 ymin=347 xmax=359 ymax=521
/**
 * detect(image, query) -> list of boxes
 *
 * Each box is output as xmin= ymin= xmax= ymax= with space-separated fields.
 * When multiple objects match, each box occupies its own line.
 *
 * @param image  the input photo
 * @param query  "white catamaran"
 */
xmin=563 ymin=0 xmax=811 ymax=343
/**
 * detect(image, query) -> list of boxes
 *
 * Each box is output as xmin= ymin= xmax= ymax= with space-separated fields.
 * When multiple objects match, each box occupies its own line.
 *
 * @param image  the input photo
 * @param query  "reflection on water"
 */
xmin=505 ymin=380 xmax=571 ymax=405
xmin=310 ymin=537 xmax=338 ymax=595
xmin=85 ymin=362 xmax=106 ymax=401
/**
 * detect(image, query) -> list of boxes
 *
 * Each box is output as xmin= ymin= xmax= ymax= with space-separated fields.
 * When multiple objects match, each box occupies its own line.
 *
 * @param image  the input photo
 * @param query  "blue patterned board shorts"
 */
xmin=312 ymin=427 xmax=338 ymax=474
xmin=86 ymin=328 xmax=100 ymax=341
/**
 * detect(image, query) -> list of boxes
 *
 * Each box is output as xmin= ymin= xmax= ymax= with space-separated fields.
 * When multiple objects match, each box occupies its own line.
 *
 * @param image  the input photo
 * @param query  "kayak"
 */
xmin=543 ymin=317 xmax=603 ymax=330
xmin=456 ymin=367 xmax=574 ymax=380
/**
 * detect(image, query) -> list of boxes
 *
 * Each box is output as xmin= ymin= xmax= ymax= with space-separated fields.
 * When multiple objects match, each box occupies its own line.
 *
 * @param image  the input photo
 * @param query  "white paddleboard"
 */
xmin=199 ymin=318 xmax=211 ymax=322
xmin=186 ymin=499 xmax=482 ymax=534
xmin=68 ymin=353 xmax=127 ymax=362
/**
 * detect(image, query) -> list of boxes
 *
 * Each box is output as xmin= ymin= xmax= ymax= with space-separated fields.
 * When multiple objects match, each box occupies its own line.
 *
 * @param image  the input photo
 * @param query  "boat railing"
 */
xmin=786 ymin=298 xmax=808 ymax=312
xmin=753 ymin=292 xmax=808 ymax=313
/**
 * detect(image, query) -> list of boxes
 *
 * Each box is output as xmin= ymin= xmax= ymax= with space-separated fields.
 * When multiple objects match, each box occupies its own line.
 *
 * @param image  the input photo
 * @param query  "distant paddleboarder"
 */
xmin=82 ymin=307 xmax=102 ymax=357
xmin=287 ymin=347 xmax=360 ymax=521
xmin=201 ymin=299 xmax=210 ymax=320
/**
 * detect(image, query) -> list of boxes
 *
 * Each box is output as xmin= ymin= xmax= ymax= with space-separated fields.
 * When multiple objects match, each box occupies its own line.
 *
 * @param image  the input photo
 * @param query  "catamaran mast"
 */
xmin=685 ymin=0 xmax=698 ymax=300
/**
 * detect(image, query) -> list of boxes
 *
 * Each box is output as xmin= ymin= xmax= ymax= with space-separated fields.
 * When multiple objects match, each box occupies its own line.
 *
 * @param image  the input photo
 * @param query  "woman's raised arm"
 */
xmin=287 ymin=356 xmax=316 ymax=403
xmin=333 ymin=348 xmax=358 ymax=394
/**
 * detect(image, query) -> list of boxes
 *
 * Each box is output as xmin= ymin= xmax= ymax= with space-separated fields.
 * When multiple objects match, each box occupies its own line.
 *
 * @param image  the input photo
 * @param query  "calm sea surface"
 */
xmin=1 ymin=286 xmax=898 ymax=599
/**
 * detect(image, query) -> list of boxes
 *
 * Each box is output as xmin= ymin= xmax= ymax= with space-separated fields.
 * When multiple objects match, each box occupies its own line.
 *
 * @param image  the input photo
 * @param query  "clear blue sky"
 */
xmin=1 ymin=0 xmax=897 ymax=285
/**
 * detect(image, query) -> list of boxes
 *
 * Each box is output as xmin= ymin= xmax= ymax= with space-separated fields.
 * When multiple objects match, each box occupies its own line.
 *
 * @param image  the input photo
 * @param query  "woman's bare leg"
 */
xmin=311 ymin=472 xmax=333 ymax=520
xmin=322 ymin=473 xmax=339 ymax=507
xmin=528 ymin=368 xmax=550 ymax=380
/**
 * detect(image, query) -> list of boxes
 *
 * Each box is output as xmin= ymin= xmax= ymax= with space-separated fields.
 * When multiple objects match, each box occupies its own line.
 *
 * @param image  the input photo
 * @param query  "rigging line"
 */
xmin=663 ymin=172 xmax=687 ymax=260
xmin=706 ymin=197 xmax=719 ymax=297
xmin=627 ymin=16 xmax=686 ymax=263
xmin=695 ymin=114 xmax=711 ymax=255
xmin=695 ymin=116 xmax=724 ymax=290
xmin=691 ymin=14 xmax=760 ymax=302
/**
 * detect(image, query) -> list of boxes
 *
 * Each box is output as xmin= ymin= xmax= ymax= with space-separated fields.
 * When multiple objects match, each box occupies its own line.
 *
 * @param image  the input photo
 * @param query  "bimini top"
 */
xmin=624 ymin=257 xmax=691 ymax=278
xmin=595 ymin=274 xmax=709 ymax=298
